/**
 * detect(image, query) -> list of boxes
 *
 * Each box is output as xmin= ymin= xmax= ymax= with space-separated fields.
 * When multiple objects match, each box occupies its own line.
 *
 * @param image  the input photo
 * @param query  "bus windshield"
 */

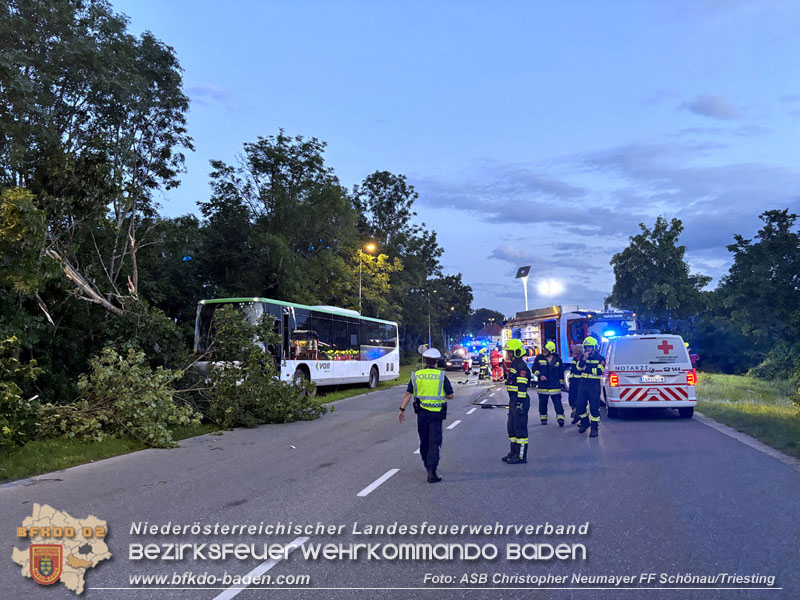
xmin=194 ymin=301 xmax=264 ymax=354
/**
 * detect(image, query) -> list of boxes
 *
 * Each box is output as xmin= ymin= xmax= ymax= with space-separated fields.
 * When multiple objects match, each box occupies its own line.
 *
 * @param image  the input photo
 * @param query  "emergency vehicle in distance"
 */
xmin=502 ymin=305 xmax=638 ymax=369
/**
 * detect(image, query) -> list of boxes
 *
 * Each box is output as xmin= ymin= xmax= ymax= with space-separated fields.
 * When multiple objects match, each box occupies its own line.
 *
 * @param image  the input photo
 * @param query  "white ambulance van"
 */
xmin=601 ymin=334 xmax=697 ymax=419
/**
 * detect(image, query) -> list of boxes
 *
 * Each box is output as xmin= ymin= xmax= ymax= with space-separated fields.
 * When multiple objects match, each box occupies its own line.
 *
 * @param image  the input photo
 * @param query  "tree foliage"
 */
xmin=198 ymin=306 xmax=326 ymax=428
xmin=38 ymin=347 xmax=197 ymax=447
xmin=608 ymin=216 xmax=711 ymax=331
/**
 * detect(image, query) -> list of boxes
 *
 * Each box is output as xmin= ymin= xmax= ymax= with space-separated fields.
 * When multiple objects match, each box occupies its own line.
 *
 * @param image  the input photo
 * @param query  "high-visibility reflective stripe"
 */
xmin=537 ymin=388 xmax=561 ymax=393
xmin=540 ymin=415 xmax=547 ymax=421
xmin=517 ymin=438 xmax=529 ymax=444
xmin=582 ymin=374 xmax=602 ymax=379
xmin=518 ymin=377 xmax=529 ymax=383
xmin=590 ymin=415 xmax=600 ymax=422
xmin=556 ymin=414 xmax=565 ymax=421
xmin=509 ymin=368 xmax=517 ymax=373
xmin=517 ymin=392 xmax=526 ymax=398
xmin=507 ymin=386 xmax=518 ymax=391
xmin=413 ymin=369 xmax=446 ymax=412
xmin=509 ymin=437 xmax=517 ymax=442
xmin=580 ymin=411 xmax=589 ymax=418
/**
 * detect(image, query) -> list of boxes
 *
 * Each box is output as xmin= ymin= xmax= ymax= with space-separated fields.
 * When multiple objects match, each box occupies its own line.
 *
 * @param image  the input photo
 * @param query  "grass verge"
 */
xmin=0 ymin=422 xmax=218 ymax=484
xmin=697 ymin=372 xmax=800 ymax=459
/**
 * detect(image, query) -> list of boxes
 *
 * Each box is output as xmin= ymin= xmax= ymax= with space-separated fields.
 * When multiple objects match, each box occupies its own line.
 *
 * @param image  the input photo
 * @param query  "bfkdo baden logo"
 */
xmin=12 ymin=503 xmax=111 ymax=595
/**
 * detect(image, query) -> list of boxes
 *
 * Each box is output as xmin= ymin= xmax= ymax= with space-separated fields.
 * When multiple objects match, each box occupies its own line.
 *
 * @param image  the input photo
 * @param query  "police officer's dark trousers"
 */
xmin=417 ymin=409 xmax=444 ymax=469
xmin=507 ymin=393 xmax=530 ymax=461
xmin=577 ymin=379 xmax=601 ymax=433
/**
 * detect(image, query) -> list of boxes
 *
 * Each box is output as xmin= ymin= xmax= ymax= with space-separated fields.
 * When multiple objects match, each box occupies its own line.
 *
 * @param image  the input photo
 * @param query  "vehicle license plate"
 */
xmin=641 ymin=375 xmax=665 ymax=383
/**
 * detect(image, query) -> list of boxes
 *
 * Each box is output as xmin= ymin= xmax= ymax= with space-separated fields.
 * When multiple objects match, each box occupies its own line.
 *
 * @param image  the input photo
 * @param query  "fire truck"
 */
xmin=502 ymin=305 xmax=638 ymax=369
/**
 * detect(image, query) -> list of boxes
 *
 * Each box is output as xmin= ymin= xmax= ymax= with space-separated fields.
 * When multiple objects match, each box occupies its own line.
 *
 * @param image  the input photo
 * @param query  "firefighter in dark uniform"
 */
xmin=478 ymin=348 xmax=489 ymax=380
xmin=501 ymin=339 xmax=531 ymax=464
xmin=398 ymin=348 xmax=454 ymax=483
xmin=576 ymin=336 xmax=604 ymax=437
xmin=533 ymin=341 xmax=566 ymax=426
xmin=569 ymin=343 xmax=584 ymax=423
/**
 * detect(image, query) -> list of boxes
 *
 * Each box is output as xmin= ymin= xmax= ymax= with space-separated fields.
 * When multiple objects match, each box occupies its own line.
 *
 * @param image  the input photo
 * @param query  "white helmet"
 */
xmin=422 ymin=348 xmax=441 ymax=359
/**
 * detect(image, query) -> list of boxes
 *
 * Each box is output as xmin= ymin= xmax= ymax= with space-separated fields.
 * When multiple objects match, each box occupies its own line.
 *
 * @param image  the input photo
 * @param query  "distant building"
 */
xmin=476 ymin=323 xmax=503 ymax=344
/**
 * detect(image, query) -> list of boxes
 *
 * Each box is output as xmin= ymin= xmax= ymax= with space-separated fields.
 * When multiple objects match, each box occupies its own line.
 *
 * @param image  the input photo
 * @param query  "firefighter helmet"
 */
xmin=504 ymin=338 xmax=525 ymax=357
xmin=582 ymin=336 xmax=598 ymax=347
xmin=544 ymin=341 xmax=556 ymax=352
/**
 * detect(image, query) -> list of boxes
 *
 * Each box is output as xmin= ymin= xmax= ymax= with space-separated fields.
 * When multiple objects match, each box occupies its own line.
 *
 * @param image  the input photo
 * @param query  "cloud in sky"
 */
xmin=187 ymin=84 xmax=232 ymax=105
xmin=680 ymin=94 xmax=742 ymax=120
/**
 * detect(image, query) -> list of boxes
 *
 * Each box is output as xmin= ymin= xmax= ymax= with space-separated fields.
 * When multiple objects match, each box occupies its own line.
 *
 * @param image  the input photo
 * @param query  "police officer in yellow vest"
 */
xmin=398 ymin=348 xmax=454 ymax=483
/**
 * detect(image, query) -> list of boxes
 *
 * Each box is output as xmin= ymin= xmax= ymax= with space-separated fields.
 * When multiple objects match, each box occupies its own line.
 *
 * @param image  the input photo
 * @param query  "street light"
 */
xmin=537 ymin=278 xmax=564 ymax=303
xmin=428 ymin=289 xmax=437 ymax=347
xmin=359 ymin=242 xmax=377 ymax=313
xmin=515 ymin=266 xmax=531 ymax=311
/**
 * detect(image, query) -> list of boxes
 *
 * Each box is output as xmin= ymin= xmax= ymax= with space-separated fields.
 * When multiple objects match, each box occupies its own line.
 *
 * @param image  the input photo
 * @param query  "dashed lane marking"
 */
xmin=212 ymin=536 xmax=309 ymax=599
xmin=447 ymin=420 xmax=462 ymax=430
xmin=356 ymin=469 xmax=399 ymax=497
xmin=466 ymin=407 xmax=477 ymax=415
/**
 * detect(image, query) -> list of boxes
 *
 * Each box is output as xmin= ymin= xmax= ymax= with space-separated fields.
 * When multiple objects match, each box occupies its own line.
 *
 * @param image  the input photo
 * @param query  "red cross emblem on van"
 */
xmin=657 ymin=340 xmax=673 ymax=354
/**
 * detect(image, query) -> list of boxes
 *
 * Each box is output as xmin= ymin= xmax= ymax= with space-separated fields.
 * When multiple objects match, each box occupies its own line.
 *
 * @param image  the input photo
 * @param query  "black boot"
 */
xmin=501 ymin=442 xmax=516 ymax=462
xmin=578 ymin=418 xmax=589 ymax=434
xmin=557 ymin=414 xmax=565 ymax=427
xmin=571 ymin=409 xmax=580 ymax=424
xmin=507 ymin=443 xmax=528 ymax=464
xmin=589 ymin=424 xmax=599 ymax=438
xmin=540 ymin=416 xmax=548 ymax=425
xmin=427 ymin=467 xmax=442 ymax=483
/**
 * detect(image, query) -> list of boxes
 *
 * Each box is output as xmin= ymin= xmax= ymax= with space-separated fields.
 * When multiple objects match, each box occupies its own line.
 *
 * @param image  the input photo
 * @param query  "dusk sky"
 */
xmin=115 ymin=0 xmax=800 ymax=317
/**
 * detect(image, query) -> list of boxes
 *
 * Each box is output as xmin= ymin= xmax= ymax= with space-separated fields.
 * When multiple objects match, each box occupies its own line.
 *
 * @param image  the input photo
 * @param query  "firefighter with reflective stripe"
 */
xmin=576 ymin=336 xmax=604 ymax=437
xmin=501 ymin=338 xmax=531 ymax=464
xmin=533 ymin=341 xmax=566 ymax=426
xmin=478 ymin=348 xmax=489 ymax=380
xmin=568 ymin=344 xmax=584 ymax=424
xmin=398 ymin=348 xmax=454 ymax=483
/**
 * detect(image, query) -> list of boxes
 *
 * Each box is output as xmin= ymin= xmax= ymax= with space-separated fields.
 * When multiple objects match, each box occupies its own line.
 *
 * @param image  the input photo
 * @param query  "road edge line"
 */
xmin=694 ymin=411 xmax=800 ymax=473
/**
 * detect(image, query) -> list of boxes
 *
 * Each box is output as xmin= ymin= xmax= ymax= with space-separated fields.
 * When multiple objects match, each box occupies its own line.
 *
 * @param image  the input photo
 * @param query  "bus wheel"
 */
xmin=293 ymin=367 xmax=316 ymax=398
xmin=368 ymin=366 xmax=379 ymax=389
xmin=679 ymin=407 xmax=694 ymax=419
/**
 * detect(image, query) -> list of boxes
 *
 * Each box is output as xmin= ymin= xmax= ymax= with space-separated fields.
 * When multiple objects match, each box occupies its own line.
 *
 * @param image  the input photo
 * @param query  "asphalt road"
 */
xmin=2 ymin=373 xmax=798 ymax=600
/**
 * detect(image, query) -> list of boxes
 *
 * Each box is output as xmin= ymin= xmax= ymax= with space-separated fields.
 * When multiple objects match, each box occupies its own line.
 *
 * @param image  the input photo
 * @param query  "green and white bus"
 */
xmin=194 ymin=297 xmax=400 ymax=389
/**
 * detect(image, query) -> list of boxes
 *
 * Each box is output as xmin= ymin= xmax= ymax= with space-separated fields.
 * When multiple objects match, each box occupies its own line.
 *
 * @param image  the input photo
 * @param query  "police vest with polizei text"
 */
xmin=412 ymin=369 xmax=446 ymax=412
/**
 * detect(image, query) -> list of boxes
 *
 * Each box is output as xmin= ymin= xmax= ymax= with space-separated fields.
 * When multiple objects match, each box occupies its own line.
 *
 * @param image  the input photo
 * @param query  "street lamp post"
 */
xmin=358 ymin=242 xmax=377 ymax=313
xmin=515 ymin=266 xmax=531 ymax=312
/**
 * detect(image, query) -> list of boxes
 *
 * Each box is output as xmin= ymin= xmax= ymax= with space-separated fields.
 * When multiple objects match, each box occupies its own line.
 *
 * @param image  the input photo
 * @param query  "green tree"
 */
xmin=718 ymin=209 xmax=800 ymax=348
xmin=467 ymin=308 xmax=506 ymax=336
xmin=608 ymin=216 xmax=711 ymax=331
xmin=200 ymin=132 xmax=358 ymax=303
xmin=0 ymin=0 xmax=192 ymax=315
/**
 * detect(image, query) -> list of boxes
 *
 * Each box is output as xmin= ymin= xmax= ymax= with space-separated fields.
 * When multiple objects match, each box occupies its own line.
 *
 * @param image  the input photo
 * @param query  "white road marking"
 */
xmin=212 ymin=536 xmax=309 ymax=600
xmin=466 ymin=407 xmax=477 ymax=415
xmin=413 ymin=448 xmax=420 ymax=454
xmin=480 ymin=398 xmax=488 ymax=404
xmin=489 ymin=392 xmax=496 ymax=397
xmin=447 ymin=420 xmax=462 ymax=430
xmin=357 ymin=468 xmax=399 ymax=497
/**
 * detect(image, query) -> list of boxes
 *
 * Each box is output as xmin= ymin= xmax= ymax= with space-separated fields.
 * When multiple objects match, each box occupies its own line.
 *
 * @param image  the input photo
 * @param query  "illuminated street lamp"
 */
xmin=359 ymin=242 xmax=377 ymax=313
xmin=537 ymin=278 xmax=564 ymax=303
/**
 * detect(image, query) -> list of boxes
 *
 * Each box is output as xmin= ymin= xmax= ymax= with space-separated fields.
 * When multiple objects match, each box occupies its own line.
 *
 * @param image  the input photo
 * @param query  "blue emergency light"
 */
xmin=603 ymin=330 xmax=616 ymax=338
